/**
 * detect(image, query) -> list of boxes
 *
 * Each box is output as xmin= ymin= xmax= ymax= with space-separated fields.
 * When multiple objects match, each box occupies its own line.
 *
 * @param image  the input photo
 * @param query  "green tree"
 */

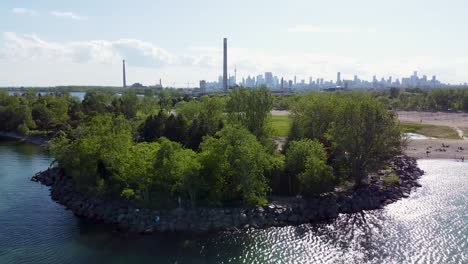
xmin=114 ymin=90 xmax=139 ymax=119
xmin=49 ymin=114 xmax=133 ymax=194
xmin=164 ymin=114 xmax=187 ymax=143
xmin=288 ymin=92 xmax=338 ymax=141
xmin=139 ymin=110 xmax=168 ymax=142
xmin=121 ymin=142 xmax=160 ymax=204
xmin=82 ymin=90 xmax=115 ymax=114
xmin=328 ymin=96 xmax=401 ymax=186
xmin=152 ymin=138 xmax=201 ymax=207
xmin=389 ymin=87 xmax=400 ymax=99
xmin=199 ymin=126 xmax=278 ymax=206
xmin=285 ymin=139 xmax=334 ymax=195
xmin=462 ymin=93 xmax=468 ymax=112
xmin=226 ymin=87 xmax=273 ymax=139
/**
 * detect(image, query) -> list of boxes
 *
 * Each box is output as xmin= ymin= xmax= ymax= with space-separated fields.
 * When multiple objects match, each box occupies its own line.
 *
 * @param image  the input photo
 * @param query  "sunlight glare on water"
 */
xmin=0 ymin=139 xmax=467 ymax=264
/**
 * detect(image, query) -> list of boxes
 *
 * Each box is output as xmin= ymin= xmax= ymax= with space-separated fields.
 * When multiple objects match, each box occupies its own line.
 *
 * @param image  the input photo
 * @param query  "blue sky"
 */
xmin=1 ymin=0 xmax=467 ymax=86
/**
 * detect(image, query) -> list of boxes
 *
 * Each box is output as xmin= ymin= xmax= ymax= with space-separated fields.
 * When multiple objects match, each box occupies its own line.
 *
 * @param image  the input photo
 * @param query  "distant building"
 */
xmin=199 ymin=80 xmax=207 ymax=94
xmin=130 ymin=83 xmax=144 ymax=88
xmin=265 ymin=72 xmax=273 ymax=88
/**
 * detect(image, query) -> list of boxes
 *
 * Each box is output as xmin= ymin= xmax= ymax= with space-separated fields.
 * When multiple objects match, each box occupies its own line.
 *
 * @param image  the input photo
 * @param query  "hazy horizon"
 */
xmin=1 ymin=0 xmax=468 ymax=87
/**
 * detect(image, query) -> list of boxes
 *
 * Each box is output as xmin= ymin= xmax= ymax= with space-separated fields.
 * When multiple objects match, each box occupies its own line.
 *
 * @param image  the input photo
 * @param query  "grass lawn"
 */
xmin=269 ymin=116 xmax=460 ymax=139
xmin=271 ymin=115 xmax=292 ymax=137
xmin=400 ymin=122 xmax=460 ymax=139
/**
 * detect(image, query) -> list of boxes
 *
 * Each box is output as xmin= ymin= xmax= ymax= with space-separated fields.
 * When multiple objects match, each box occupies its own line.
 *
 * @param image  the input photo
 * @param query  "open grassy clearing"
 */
xmin=269 ymin=114 xmax=460 ymax=140
xmin=271 ymin=115 xmax=292 ymax=137
xmin=400 ymin=122 xmax=460 ymax=139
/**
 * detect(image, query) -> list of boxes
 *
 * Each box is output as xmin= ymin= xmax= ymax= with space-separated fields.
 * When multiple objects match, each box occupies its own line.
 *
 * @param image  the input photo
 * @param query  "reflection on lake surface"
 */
xmin=0 ymin=138 xmax=467 ymax=263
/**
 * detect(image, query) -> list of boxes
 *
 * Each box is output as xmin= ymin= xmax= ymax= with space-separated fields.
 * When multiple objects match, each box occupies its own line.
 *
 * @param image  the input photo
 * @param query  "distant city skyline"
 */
xmin=199 ymin=70 xmax=453 ymax=91
xmin=1 ymin=0 xmax=468 ymax=86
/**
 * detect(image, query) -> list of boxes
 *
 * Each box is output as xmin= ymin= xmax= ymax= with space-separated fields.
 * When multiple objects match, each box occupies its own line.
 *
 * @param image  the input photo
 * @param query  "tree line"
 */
xmin=374 ymin=87 xmax=468 ymax=112
xmin=1 ymin=87 xmax=402 ymax=208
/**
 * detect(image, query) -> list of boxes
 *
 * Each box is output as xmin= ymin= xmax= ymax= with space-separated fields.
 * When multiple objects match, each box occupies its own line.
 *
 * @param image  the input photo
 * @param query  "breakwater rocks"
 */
xmin=32 ymin=155 xmax=423 ymax=234
xmin=0 ymin=131 xmax=49 ymax=146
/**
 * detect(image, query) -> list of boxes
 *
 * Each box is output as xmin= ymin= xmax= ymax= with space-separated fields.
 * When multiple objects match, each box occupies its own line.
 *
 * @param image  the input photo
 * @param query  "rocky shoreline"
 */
xmin=0 ymin=131 xmax=50 ymax=146
xmin=32 ymin=155 xmax=423 ymax=234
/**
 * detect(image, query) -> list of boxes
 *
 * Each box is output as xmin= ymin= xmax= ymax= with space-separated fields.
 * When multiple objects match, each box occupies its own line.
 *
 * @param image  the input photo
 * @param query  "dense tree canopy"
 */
xmin=226 ymin=87 xmax=273 ymax=139
xmin=285 ymin=139 xmax=334 ymax=195
xmin=288 ymin=92 xmax=401 ymax=187
xmin=2 ymin=86 xmax=412 ymax=208
xmin=199 ymin=126 xmax=281 ymax=206
xmin=328 ymin=95 xmax=401 ymax=185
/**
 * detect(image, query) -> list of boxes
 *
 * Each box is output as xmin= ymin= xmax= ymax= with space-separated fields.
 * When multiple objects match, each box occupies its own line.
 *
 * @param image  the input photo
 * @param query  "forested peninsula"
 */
xmin=1 ymin=88 xmax=424 ymax=233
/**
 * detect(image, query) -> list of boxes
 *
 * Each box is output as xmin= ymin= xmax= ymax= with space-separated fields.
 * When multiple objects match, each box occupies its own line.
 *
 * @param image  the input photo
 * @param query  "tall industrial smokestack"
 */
xmin=223 ymin=38 xmax=228 ymax=91
xmin=122 ymin=60 xmax=127 ymax=88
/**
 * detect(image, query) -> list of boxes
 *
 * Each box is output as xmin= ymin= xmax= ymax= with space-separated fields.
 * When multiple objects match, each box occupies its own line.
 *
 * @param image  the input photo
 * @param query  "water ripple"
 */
xmin=1 ymin=140 xmax=468 ymax=263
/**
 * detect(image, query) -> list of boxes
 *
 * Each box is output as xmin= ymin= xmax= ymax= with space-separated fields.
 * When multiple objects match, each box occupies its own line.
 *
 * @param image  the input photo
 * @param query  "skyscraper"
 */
xmin=122 ymin=60 xmax=127 ymax=88
xmin=223 ymin=38 xmax=228 ymax=91
xmin=265 ymin=72 xmax=273 ymax=88
xmin=199 ymin=80 xmax=207 ymax=94
xmin=337 ymin=72 xmax=341 ymax=85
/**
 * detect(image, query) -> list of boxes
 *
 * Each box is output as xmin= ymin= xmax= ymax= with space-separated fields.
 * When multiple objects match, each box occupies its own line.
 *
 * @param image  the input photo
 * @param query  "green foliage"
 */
xmin=113 ymin=90 xmax=139 ymax=119
xmin=382 ymin=172 xmax=399 ymax=185
xmin=328 ymin=95 xmax=401 ymax=186
xmin=82 ymin=90 xmax=116 ymax=114
xmin=49 ymin=114 xmax=133 ymax=193
xmin=31 ymin=95 xmax=70 ymax=131
xmin=0 ymin=93 xmax=36 ymax=133
xmin=176 ymin=95 xmax=225 ymax=136
xmin=390 ymin=88 xmax=468 ymax=112
xmin=285 ymin=139 xmax=334 ymax=195
xmin=152 ymin=138 xmax=201 ymax=207
xmin=463 ymin=94 xmax=468 ymax=112
xmin=288 ymin=92 xmax=401 ymax=187
xmin=139 ymin=96 xmax=225 ymax=150
xmin=120 ymin=142 xmax=161 ymax=203
xmin=18 ymin=123 xmax=30 ymax=135
xmin=199 ymin=126 xmax=278 ymax=206
xmin=139 ymin=110 xmax=168 ymax=142
xmin=226 ymin=87 xmax=273 ymax=139
xmin=288 ymin=93 xmax=338 ymax=141
xmin=12 ymin=87 xmax=407 ymax=209
xmin=389 ymin=87 xmax=400 ymax=99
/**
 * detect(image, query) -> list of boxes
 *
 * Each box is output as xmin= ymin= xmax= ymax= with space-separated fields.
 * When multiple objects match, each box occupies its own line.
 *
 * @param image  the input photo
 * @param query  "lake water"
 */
xmin=7 ymin=91 xmax=86 ymax=101
xmin=7 ymin=91 xmax=140 ymax=102
xmin=0 ymin=137 xmax=467 ymax=263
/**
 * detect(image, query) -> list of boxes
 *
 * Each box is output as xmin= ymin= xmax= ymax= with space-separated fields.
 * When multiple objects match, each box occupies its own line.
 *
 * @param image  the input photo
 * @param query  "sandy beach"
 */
xmin=397 ymin=111 xmax=468 ymax=138
xmin=405 ymin=138 xmax=468 ymax=160
xmin=398 ymin=111 xmax=468 ymax=160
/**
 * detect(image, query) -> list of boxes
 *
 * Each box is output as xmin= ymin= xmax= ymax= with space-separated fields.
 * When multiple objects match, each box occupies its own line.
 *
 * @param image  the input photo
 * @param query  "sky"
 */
xmin=0 ymin=0 xmax=468 ymax=87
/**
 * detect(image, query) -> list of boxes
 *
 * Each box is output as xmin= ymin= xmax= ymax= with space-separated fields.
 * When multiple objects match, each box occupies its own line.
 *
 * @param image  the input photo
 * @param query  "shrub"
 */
xmin=285 ymin=139 xmax=334 ymax=195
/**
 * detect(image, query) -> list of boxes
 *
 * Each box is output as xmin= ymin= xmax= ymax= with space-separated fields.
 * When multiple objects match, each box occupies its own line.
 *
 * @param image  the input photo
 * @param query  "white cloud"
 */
xmin=0 ymin=32 xmax=174 ymax=68
xmin=51 ymin=11 xmax=86 ymax=20
xmin=12 ymin=8 xmax=37 ymax=16
xmin=1 ymin=32 xmax=467 ymax=86
xmin=287 ymin=25 xmax=377 ymax=34
xmin=185 ymin=44 xmax=468 ymax=84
